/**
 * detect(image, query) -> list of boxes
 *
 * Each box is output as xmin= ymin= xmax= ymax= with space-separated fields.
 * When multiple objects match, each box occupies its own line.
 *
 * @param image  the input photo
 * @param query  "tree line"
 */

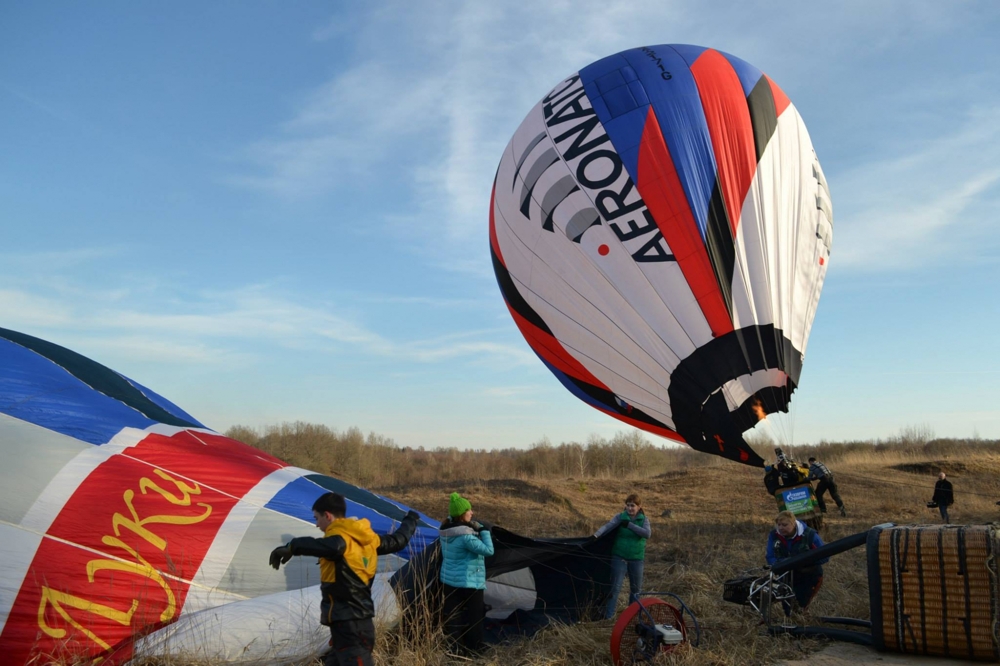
xmin=225 ymin=420 xmax=1000 ymax=489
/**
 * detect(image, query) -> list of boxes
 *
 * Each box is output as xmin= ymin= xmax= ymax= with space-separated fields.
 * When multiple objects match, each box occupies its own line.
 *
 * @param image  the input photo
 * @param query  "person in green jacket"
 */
xmin=594 ymin=493 xmax=651 ymax=619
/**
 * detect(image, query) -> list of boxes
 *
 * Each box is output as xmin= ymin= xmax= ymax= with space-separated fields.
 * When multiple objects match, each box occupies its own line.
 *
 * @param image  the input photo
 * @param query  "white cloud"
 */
xmin=1 ymin=261 xmax=529 ymax=370
xmin=228 ymin=58 xmax=448 ymax=198
xmin=228 ymin=1 xmax=1000 ymax=279
xmin=832 ymin=106 xmax=1000 ymax=271
xmin=0 ymin=289 xmax=75 ymax=328
xmin=80 ymin=335 xmax=251 ymax=365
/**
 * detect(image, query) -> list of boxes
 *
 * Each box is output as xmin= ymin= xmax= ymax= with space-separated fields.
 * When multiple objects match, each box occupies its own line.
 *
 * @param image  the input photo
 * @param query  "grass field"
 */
xmin=100 ymin=430 xmax=1000 ymax=666
xmin=362 ymin=442 xmax=1000 ymax=666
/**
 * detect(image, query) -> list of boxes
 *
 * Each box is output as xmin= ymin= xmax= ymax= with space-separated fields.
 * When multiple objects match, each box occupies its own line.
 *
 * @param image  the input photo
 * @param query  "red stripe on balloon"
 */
xmin=0 ymin=431 xmax=284 ymax=665
xmin=636 ymin=107 xmax=734 ymax=337
xmin=507 ymin=302 xmax=608 ymax=389
xmin=592 ymin=404 xmax=687 ymax=444
xmin=689 ymin=48 xmax=758 ymax=234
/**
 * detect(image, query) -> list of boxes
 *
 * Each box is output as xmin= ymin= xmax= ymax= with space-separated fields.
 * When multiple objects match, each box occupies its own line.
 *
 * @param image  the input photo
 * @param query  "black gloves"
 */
xmin=269 ymin=544 xmax=293 ymax=570
xmin=404 ymin=509 xmax=419 ymax=523
xmin=473 ymin=519 xmax=494 ymax=533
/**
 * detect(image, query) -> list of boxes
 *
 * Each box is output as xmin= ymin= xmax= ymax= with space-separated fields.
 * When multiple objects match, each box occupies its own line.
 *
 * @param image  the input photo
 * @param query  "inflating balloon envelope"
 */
xmin=491 ymin=44 xmax=833 ymax=466
xmin=0 ymin=327 xmax=438 ymax=665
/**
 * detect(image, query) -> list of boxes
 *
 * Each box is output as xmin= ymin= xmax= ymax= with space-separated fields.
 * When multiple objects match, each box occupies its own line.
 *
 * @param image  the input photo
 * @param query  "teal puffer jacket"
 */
xmin=439 ymin=521 xmax=494 ymax=590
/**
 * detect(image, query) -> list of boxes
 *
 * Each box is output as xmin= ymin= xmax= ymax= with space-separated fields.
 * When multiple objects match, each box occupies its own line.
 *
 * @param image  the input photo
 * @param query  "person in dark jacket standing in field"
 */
xmin=766 ymin=510 xmax=828 ymax=614
xmin=807 ymin=457 xmax=846 ymax=517
xmin=932 ymin=472 xmax=954 ymax=523
xmin=269 ymin=492 xmax=419 ymax=666
xmin=594 ymin=493 xmax=651 ymax=619
xmin=439 ymin=492 xmax=494 ymax=655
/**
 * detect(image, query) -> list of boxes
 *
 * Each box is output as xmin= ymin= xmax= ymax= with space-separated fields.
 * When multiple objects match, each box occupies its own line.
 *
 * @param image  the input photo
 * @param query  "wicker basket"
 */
xmin=868 ymin=524 xmax=1000 ymax=661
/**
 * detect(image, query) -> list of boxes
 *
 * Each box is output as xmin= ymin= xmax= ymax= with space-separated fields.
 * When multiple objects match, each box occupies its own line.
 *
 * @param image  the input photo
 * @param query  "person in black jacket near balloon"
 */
xmin=931 ymin=472 xmax=954 ymax=523
xmin=269 ymin=492 xmax=419 ymax=666
xmin=807 ymin=457 xmax=846 ymax=517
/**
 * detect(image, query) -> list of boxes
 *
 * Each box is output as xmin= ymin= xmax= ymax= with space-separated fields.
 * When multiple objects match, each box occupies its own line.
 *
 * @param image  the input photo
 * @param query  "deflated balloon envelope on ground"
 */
xmin=0 ymin=328 xmax=614 ymax=665
xmin=0 ymin=327 xmax=438 ymax=665
xmin=491 ymin=44 xmax=833 ymax=466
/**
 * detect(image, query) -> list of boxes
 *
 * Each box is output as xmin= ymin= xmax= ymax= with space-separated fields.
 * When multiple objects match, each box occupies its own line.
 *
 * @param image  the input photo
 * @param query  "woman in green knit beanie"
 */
xmin=593 ymin=493 xmax=650 ymax=619
xmin=439 ymin=492 xmax=494 ymax=654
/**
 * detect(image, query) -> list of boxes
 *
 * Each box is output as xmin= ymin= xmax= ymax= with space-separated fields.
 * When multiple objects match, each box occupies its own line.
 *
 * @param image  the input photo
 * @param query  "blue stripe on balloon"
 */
xmin=0 ymin=337 xmax=160 ymax=444
xmin=579 ymin=54 xmax=648 ymax=181
xmin=537 ymin=356 xmax=612 ymax=413
xmin=580 ymin=45 xmax=719 ymax=241
xmin=718 ymin=50 xmax=765 ymax=97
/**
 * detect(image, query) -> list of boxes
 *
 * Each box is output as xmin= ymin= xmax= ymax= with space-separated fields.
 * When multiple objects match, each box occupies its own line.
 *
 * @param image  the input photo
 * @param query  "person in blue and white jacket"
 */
xmin=439 ymin=492 xmax=494 ymax=654
xmin=766 ymin=510 xmax=828 ymax=614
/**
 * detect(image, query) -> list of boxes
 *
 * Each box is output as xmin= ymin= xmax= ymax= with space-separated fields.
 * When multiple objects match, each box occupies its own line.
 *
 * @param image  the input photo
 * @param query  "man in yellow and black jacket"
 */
xmin=269 ymin=492 xmax=419 ymax=666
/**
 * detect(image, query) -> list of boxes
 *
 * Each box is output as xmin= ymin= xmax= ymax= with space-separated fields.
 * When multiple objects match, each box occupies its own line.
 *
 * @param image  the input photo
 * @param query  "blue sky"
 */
xmin=2 ymin=2 xmax=999 ymax=451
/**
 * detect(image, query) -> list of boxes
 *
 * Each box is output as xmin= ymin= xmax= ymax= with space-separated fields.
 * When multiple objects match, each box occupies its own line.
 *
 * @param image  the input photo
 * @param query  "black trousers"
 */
xmin=325 ymin=618 xmax=375 ymax=666
xmin=442 ymin=583 xmax=485 ymax=654
xmin=814 ymin=476 xmax=844 ymax=512
xmin=781 ymin=570 xmax=823 ymax=615
xmin=791 ymin=571 xmax=823 ymax=611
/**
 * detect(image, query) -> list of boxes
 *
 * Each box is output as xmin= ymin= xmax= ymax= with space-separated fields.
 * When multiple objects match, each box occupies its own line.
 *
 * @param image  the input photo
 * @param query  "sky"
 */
xmin=2 ymin=1 xmax=999 ymax=452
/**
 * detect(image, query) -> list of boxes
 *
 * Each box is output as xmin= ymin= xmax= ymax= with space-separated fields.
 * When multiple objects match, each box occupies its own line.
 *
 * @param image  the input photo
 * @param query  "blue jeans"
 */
xmin=605 ymin=556 xmax=644 ymax=619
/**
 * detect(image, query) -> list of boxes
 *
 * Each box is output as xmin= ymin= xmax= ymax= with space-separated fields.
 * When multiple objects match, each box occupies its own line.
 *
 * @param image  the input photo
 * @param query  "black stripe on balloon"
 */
xmin=704 ymin=181 xmax=736 ymax=319
xmin=668 ymin=324 xmax=804 ymax=468
xmin=512 ymin=132 xmax=547 ymax=190
xmin=518 ymin=149 xmax=560 ymax=219
xmin=746 ymin=75 xmax=778 ymax=163
xmin=491 ymin=244 xmax=553 ymax=337
xmin=0 ymin=327 xmax=200 ymax=429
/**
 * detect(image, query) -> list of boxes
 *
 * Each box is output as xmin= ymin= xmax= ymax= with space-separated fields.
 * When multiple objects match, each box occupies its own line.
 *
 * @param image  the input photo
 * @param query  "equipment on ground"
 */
xmin=723 ymin=523 xmax=1000 ymax=660
xmin=609 ymin=593 xmax=699 ymax=665
xmin=766 ymin=448 xmax=822 ymax=528
xmin=774 ymin=483 xmax=823 ymax=530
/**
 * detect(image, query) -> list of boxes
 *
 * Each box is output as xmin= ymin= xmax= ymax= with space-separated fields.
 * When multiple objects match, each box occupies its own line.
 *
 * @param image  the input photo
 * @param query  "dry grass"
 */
xmin=76 ymin=434 xmax=1000 ymax=666
xmin=366 ymin=443 xmax=1000 ymax=666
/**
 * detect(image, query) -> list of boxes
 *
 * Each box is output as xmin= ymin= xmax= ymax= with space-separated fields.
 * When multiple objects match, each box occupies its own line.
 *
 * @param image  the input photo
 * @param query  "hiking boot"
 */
xmin=839 ymin=506 xmax=847 ymax=517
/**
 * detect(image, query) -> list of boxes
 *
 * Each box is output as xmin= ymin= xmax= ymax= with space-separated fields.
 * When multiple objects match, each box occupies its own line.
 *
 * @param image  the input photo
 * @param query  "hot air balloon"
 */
xmin=490 ymin=44 xmax=832 ymax=467
xmin=0 ymin=327 xmax=438 ymax=665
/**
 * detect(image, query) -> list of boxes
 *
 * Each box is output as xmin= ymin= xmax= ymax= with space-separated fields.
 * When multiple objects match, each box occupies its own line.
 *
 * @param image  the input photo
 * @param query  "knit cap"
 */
xmin=448 ymin=492 xmax=472 ymax=518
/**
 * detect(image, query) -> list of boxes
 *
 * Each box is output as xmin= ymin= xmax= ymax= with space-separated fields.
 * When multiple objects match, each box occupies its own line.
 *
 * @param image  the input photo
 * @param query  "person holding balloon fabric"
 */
xmin=269 ymin=492 xmax=419 ymax=666
xmin=594 ymin=493 xmax=650 ymax=619
xmin=439 ymin=492 xmax=495 ymax=654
